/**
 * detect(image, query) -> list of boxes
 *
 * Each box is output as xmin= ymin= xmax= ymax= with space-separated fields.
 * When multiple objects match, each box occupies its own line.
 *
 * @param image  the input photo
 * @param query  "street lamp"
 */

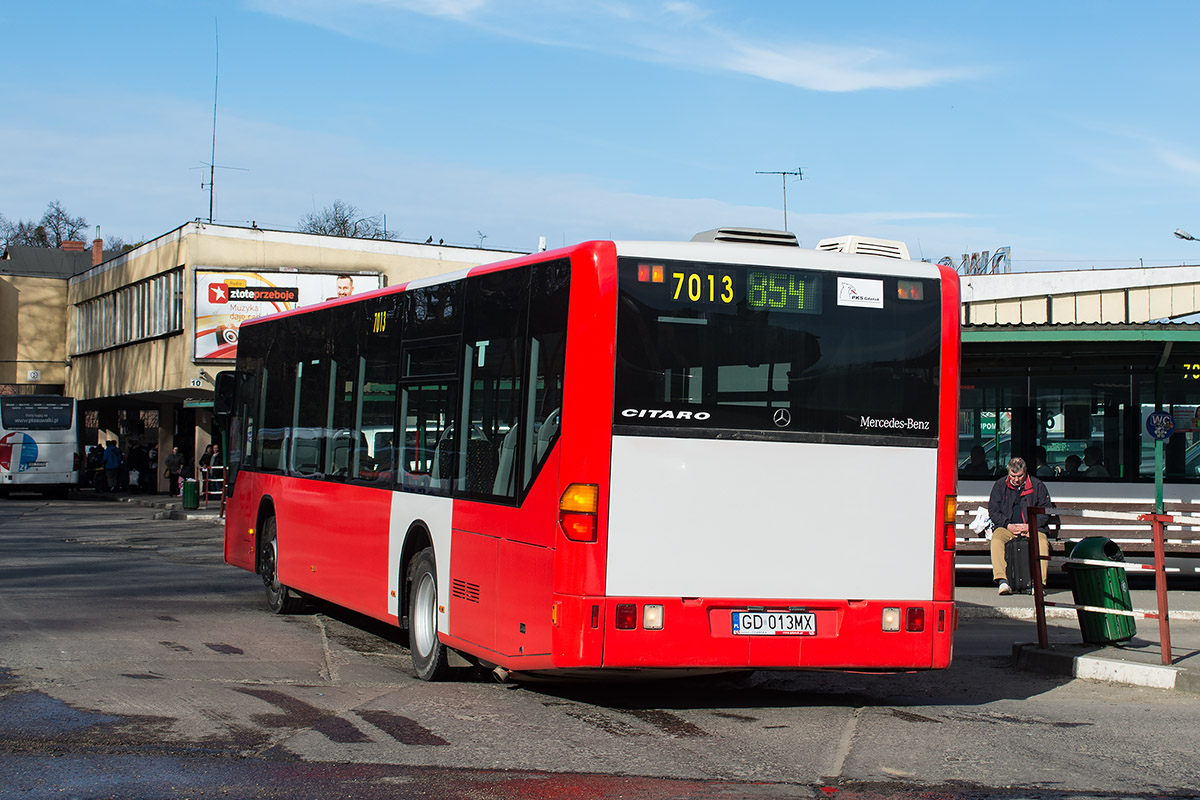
xmin=1175 ymin=228 xmax=1196 ymax=241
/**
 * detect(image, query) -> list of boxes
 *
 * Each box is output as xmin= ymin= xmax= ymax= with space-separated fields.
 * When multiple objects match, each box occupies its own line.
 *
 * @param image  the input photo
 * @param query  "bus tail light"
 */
xmin=943 ymin=495 xmax=957 ymax=551
xmin=559 ymin=483 xmax=599 ymax=542
xmin=615 ymin=603 xmax=637 ymax=629
xmin=906 ymin=607 xmax=925 ymax=632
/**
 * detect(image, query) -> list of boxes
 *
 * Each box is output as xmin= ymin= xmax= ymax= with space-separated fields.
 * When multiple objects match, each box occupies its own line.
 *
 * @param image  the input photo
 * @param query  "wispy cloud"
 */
xmin=251 ymin=0 xmax=975 ymax=92
xmin=1159 ymin=147 xmax=1200 ymax=178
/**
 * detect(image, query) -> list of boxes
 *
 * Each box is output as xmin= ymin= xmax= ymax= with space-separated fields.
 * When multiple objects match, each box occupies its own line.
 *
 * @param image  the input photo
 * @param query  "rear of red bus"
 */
xmin=548 ymin=239 xmax=959 ymax=673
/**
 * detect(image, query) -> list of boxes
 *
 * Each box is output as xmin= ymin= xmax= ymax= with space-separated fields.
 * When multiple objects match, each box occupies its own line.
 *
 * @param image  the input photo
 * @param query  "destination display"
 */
xmin=635 ymin=263 xmax=822 ymax=314
xmin=747 ymin=269 xmax=821 ymax=314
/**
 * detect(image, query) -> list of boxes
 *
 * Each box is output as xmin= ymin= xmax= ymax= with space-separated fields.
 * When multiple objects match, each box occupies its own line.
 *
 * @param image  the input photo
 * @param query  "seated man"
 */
xmin=988 ymin=457 xmax=1052 ymax=595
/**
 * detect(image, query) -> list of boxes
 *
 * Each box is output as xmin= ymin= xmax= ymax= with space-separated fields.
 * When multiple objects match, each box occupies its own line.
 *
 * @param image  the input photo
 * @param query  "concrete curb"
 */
xmin=78 ymin=491 xmax=223 ymax=524
xmin=959 ymin=605 xmax=1200 ymax=623
xmin=1013 ymin=643 xmax=1198 ymax=693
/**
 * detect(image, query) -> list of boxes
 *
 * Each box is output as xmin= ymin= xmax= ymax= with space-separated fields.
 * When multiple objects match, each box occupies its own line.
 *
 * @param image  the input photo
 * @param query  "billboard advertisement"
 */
xmin=194 ymin=270 xmax=382 ymax=361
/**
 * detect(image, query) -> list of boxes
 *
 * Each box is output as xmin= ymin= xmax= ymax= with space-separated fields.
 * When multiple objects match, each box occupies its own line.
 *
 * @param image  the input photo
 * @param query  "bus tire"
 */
xmin=261 ymin=517 xmax=304 ymax=614
xmin=407 ymin=547 xmax=450 ymax=681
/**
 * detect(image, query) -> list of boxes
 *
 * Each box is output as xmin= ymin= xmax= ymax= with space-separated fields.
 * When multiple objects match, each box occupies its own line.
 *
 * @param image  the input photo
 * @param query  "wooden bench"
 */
xmin=955 ymin=499 xmax=1200 ymax=559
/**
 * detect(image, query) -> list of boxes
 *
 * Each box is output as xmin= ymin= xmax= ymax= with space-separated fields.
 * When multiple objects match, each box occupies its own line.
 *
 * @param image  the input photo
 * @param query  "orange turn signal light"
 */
xmin=560 ymin=483 xmax=599 ymax=542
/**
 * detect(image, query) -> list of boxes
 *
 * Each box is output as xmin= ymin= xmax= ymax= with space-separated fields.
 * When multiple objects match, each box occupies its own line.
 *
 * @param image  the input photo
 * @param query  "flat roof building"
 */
xmin=6 ymin=221 xmax=523 ymax=489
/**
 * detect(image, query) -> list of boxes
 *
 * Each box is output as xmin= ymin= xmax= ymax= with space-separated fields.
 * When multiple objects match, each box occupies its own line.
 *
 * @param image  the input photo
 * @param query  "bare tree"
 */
xmin=297 ymin=200 xmax=396 ymax=240
xmin=2 ymin=204 xmax=131 ymax=252
xmin=1 ymin=213 xmax=49 ymax=248
xmin=39 ymin=201 xmax=88 ymax=247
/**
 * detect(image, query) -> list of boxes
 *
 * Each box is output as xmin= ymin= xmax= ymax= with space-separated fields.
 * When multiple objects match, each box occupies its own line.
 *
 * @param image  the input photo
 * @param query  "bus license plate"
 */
xmin=732 ymin=611 xmax=816 ymax=636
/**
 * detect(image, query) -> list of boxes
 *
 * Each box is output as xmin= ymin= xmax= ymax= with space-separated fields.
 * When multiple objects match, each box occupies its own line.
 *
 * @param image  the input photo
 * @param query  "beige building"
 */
xmin=51 ymin=221 xmax=521 ymax=489
xmin=2 ymin=239 xmax=115 ymax=393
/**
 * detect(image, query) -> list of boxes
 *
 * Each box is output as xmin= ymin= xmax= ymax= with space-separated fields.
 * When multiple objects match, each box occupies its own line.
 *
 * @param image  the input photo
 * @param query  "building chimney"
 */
xmin=92 ymin=226 xmax=103 ymax=267
xmin=61 ymin=240 xmax=86 ymax=252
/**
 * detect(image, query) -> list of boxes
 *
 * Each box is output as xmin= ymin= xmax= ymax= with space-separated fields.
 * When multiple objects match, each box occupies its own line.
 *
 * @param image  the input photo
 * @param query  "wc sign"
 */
xmin=1146 ymin=411 xmax=1174 ymax=441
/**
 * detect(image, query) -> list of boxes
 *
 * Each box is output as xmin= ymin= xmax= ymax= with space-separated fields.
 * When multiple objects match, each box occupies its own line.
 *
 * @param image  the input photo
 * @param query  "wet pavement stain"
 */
xmin=119 ymin=673 xmax=164 ymax=680
xmin=542 ymin=700 xmax=647 ymax=737
xmin=0 ymin=691 xmax=121 ymax=736
xmin=204 ymin=642 xmax=244 ymax=655
xmin=356 ymin=710 xmax=449 ymax=746
xmin=160 ymin=641 xmax=191 ymax=653
xmin=617 ymin=708 xmax=709 ymax=738
xmin=235 ymin=687 xmax=371 ymax=743
xmin=156 ymin=615 xmax=180 ymax=622
xmin=888 ymin=709 xmax=942 ymax=724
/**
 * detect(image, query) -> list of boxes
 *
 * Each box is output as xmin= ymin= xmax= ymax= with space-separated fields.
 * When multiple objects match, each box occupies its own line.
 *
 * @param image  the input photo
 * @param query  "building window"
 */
xmin=73 ymin=268 xmax=185 ymax=354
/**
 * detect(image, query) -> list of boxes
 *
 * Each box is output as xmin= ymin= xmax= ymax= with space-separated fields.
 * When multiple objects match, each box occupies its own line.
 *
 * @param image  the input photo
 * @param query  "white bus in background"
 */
xmin=0 ymin=395 xmax=80 ymax=499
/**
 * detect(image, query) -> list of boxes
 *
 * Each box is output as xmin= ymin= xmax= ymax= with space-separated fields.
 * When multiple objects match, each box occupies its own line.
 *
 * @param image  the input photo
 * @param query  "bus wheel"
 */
xmin=261 ymin=517 xmax=304 ymax=614
xmin=407 ymin=547 xmax=450 ymax=681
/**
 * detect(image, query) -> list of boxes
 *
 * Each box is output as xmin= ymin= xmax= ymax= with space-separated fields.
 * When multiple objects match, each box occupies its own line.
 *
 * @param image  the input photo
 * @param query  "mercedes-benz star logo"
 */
xmin=773 ymin=408 xmax=791 ymax=428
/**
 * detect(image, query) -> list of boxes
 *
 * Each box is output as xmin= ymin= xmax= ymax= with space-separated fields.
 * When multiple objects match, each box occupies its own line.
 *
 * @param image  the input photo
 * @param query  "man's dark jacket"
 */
xmin=987 ymin=474 xmax=1052 ymax=532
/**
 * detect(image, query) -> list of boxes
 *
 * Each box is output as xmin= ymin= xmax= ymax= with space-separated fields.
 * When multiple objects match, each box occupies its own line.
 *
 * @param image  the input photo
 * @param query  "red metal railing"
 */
xmin=1027 ymin=506 xmax=1178 ymax=666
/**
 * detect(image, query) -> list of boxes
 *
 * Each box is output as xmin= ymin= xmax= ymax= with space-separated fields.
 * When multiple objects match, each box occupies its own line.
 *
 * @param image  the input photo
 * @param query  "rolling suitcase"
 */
xmin=1005 ymin=537 xmax=1033 ymax=594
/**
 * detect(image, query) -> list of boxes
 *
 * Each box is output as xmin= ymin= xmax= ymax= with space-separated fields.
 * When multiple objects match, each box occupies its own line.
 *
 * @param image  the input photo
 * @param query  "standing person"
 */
xmin=127 ymin=443 xmax=149 ymax=492
xmin=101 ymin=440 xmax=123 ymax=493
xmin=147 ymin=445 xmax=158 ymax=490
xmin=165 ymin=446 xmax=184 ymax=497
xmin=86 ymin=445 xmax=104 ymax=490
xmin=988 ymin=457 xmax=1053 ymax=595
xmin=199 ymin=444 xmax=215 ymax=496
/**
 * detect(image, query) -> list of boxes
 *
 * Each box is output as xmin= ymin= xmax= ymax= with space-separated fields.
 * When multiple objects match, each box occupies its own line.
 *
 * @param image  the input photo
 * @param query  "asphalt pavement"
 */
xmin=77 ymin=487 xmax=1200 ymax=695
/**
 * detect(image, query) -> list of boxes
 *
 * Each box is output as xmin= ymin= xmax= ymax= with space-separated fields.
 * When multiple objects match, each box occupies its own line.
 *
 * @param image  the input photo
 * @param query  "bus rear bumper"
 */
xmin=590 ymin=596 xmax=955 ymax=671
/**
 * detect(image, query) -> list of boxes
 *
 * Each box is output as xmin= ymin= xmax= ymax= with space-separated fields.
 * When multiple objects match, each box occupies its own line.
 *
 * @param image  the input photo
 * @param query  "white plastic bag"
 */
xmin=968 ymin=506 xmax=994 ymax=539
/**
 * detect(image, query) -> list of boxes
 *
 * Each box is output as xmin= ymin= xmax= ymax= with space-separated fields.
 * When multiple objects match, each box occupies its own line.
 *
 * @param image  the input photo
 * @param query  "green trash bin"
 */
xmin=181 ymin=478 xmax=200 ymax=510
xmin=1066 ymin=536 xmax=1135 ymax=644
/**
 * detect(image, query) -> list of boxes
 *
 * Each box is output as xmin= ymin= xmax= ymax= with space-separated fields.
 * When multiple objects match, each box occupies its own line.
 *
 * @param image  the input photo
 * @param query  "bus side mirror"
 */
xmin=213 ymin=370 xmax=237 ymax=419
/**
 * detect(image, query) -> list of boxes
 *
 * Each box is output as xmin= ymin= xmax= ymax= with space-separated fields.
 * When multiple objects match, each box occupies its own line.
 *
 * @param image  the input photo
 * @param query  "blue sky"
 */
xmin=2 ymin=1 xmax=1199 ymax=269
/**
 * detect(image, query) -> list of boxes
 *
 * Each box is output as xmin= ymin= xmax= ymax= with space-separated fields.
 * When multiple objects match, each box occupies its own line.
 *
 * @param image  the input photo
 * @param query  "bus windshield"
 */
xmin=614 ymin=257 xmax=941 ymax=442
xmin=1 ymin=397 xmax=75 ymax=431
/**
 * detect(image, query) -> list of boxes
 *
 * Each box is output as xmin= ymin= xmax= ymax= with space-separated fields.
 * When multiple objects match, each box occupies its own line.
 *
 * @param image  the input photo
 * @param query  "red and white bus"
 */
xmin=218 ymin=228 xmax=961 ymax=679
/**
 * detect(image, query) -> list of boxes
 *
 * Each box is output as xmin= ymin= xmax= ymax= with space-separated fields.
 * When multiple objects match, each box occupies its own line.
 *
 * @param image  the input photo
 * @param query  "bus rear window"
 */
xmin=1 ymin=397 xmax=74 ymax=430
xmin=614 ymin=257 xmax=941 ymax=441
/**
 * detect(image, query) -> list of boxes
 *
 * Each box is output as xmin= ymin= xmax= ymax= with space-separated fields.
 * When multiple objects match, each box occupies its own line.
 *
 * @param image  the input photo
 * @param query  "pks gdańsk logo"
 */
xmin=0 ymin=432 xmax=38 ymax=473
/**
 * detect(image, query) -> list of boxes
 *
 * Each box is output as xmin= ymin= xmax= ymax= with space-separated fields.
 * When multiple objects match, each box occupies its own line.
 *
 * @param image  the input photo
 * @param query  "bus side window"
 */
xmin=258 ymin=323 xmax=294 ymax=474
xmin=355 ymin=295 xmax=400 ymax=487
xmin=290 ymin=309 xmax=331 ymax=478
xmin=326 ymin=305 xmax=360 ymax=482
xmin=459 ymin=267 xmax=529 ymax=501
xmin=522 ymin=259 xmax=570 ymax=491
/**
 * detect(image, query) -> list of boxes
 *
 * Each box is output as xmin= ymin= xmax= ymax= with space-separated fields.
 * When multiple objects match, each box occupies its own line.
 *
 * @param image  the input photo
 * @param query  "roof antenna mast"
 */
xmin=207 ymin=20 xmax=218 ymax=223
xmin=755 ymin=167 xmax=803 ymax=232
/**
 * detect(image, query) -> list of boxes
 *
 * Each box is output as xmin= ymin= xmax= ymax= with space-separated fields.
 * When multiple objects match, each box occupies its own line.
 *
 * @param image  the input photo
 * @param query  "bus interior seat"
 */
xmin=536 ymin=409 xmax=561 ymax=461
xmin=429 ymin=433 xmax=455 ymax=491
xmin=290 ymin=434 xmax=322 ymax=476
xmin=492 ymin=424 xmax=520 ymax=496
xmin=465 ymin=434 xmax=498 ymax=494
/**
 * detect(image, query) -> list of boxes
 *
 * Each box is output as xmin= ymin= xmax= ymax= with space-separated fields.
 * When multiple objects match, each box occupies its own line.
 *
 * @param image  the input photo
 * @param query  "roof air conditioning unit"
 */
xmin=691 ymin=228 xmax=799 ymax=247
xmin=816 ymin=235 xmax=911 ymax=260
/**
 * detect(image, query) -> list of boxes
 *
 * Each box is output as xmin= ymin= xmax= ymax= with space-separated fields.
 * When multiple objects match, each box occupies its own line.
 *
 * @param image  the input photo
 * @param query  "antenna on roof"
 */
xmin=755 ymin=167 xmax=803 ymax=232
xmin=194 ymin=20 xmax=247 ymax=223
xmin=207 ymin=20 xmax=218 ymax=224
